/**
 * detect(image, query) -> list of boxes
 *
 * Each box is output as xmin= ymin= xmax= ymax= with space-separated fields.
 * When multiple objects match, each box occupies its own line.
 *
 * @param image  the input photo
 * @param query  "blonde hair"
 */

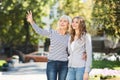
xmin=57 ymin=15 xmax=71 ymax=32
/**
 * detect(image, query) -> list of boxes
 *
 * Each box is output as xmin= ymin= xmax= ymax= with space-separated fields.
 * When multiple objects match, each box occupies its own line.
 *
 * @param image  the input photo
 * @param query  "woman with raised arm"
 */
xmin=26 ymin=11 xmax=71 ymax=80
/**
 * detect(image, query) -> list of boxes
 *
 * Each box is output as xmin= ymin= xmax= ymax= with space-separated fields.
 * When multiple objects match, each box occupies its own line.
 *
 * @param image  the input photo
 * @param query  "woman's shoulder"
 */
xmin=47 ymin=29 xmax=56 ymax=33
xmin=85 ymin=33 xmax=91 ymax=40
xmin=86 ymin=32 xmax=91 ymax=35
xmin=82 ymin=33 xmax=90 ymax=37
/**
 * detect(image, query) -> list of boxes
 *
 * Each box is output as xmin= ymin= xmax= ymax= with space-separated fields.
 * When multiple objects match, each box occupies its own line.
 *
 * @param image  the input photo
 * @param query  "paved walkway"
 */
xmin=0 ymin=74 xmax=47 ymax=80
xmin=0 ymin=62 xmax=120 ymax=80
xmin=0 ymin=62 xmax=47 ymax=80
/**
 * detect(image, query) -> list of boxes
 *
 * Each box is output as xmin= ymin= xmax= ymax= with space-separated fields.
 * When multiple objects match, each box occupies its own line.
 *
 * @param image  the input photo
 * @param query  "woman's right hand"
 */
xmin=26 ymin=10 xmax=34 ymax=24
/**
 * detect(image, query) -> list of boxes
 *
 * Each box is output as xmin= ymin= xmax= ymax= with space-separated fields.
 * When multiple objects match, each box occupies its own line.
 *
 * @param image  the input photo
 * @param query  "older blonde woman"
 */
xmin=26 ymin=11 xmax=71 ymax=80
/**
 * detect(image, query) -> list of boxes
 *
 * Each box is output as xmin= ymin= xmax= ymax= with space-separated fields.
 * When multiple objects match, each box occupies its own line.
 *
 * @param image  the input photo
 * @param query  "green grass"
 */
xmin=92 ymin=60 xmax=120 ymax=70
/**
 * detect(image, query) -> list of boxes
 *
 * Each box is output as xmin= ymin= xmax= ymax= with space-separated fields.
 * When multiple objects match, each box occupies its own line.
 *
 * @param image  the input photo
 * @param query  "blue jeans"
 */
xmin=66 ymin=67 xmax=85 ymax=80
xmin=46 ymin=60 xmax=68 ymax=80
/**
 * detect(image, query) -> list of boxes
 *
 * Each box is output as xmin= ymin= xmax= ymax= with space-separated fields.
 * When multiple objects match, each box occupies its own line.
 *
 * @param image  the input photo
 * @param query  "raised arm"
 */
xmin=26 ymin=11 xmax=51 ymax=37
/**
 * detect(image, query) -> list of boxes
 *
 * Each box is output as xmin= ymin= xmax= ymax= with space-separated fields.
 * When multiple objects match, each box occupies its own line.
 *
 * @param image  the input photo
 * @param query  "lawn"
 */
xmin=92 ymin=60 xmax=120 ymax=70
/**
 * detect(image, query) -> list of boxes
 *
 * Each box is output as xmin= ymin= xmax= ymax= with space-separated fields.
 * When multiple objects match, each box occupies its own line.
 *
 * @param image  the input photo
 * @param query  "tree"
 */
xmin=92 ymin=0 xmax=120 ymax=49
xmin=56 ymin=0 xmax=93 ymax=34
xmin=92 ymin=0 xmax=120 ymax=54
xmin=0 ymin=0 xmax=55 ymax=53
xmin=92 ymin=0 xmax=120 ymax=37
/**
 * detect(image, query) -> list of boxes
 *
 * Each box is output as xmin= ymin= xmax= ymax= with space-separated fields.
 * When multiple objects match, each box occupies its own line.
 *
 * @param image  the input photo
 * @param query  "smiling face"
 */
xmin=57 ymin=15 xmax=71 ymax=31
xmin=71 ymin=18 xmax=80 ymax=30
xmin=69 ymin=16 xmax=87 ymax=43
xmin=58 ymin=18 xmax=69 ymax=30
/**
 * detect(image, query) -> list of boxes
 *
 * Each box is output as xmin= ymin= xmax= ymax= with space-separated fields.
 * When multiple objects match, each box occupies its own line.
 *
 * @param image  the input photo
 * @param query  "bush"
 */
xmin=1 ymin=63 xmax=9 ymax=71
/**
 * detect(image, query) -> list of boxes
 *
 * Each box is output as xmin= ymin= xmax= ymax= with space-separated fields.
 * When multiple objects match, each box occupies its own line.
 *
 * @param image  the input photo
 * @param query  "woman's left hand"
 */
xmin=83 ymin=72 xmax=89 ymax=80
xmin=82 ymin=52 xmax=87 ymax=60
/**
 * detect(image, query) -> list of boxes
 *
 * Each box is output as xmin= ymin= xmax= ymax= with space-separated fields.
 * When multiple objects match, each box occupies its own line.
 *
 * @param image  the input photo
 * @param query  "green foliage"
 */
xmin=0 ymin=0 xmax=55 ymax=47
xmin=92 ymin=60 xmax=120 ymax=69
xmin=100 ymin=75 xmax=115 ymax=79
xmin=55 ymin=0 xmax=93 ymax=34
xmin=0 ymin=60 xmax=6 ymax=67
xmin=89 ymin=75 xmax=116 ymax=80
xmin=92 ymin=0 xmax=120 ymax=38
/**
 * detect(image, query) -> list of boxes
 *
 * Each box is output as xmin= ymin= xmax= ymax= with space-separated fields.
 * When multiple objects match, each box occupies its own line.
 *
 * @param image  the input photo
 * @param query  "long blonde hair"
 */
xmin=70 ymin=16 xmax=87 ymax=43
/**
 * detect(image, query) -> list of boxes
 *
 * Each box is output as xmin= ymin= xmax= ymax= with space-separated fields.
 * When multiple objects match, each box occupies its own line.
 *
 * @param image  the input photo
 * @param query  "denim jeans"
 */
xmin=46 ymin=60 xmax=68 ymax=80
xmin=66 ymin=67 xmax=85 ymax=80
